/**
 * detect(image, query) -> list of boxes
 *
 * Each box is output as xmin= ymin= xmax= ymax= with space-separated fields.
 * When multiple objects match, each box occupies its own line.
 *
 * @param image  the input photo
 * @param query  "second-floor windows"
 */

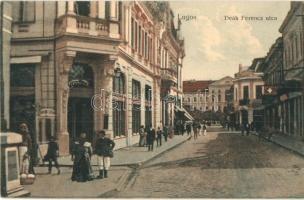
xmin=74 ymin=1 xmax=90 ymax=17
xmin=243 ymin=86 xmax=249 ymax=100
xmin=256 ymin=85 xmax=263 ymax=99
xmin=13 ymin=1 xmax=35 ymax=23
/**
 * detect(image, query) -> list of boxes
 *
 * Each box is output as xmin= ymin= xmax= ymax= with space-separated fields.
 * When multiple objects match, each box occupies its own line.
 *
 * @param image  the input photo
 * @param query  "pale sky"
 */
xmin=170 ymin=1 xmax=290 ymax=80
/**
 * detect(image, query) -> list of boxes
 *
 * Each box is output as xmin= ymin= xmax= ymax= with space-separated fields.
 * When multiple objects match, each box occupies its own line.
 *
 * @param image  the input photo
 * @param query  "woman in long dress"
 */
xmin=71 ymin=133 xmax=94 ymax=182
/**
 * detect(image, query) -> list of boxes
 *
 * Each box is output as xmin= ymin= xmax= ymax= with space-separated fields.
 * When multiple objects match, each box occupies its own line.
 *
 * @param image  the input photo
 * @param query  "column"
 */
xmin=89 ymin=1 xmax=98 ymax=36
xmin=56 ymin=50 xmax=76 ymax=155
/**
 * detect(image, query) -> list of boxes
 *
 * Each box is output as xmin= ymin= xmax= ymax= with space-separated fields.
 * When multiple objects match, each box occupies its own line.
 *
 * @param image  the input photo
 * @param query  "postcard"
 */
xmin=1 ymin=0 xmax=304 ymax=198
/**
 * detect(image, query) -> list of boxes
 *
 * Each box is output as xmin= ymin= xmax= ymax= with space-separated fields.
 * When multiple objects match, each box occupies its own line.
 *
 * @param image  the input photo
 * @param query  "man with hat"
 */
xmin=95 ymin=130 xmax=115 ymax=179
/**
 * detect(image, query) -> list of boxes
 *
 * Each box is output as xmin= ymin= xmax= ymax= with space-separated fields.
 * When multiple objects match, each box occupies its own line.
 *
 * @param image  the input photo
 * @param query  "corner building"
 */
xmin=9 ymin=1 xmax=185 ymax=155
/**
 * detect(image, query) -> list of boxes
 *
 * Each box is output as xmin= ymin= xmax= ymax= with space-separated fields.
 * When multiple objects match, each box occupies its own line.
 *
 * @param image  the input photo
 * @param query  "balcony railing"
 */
xmin=56 ymin=14 xmax=110 ymax=37
xmin=160 ymin=68 xmax=177 ymax=83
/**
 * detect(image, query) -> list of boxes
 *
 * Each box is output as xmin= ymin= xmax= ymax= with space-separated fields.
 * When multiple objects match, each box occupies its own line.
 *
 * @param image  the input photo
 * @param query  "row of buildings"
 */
xmin=183 ymin=2 xmax=304 ymax=141
xmin=0 ymin=1 xmax=193 ymax=155
xmin=233 ymin=1 xmax=304 ymax=139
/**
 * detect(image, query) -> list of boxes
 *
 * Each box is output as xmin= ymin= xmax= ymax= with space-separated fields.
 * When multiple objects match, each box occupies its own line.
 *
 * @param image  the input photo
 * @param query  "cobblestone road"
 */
xmin=112 ymin=129 xmax=304 ymax=198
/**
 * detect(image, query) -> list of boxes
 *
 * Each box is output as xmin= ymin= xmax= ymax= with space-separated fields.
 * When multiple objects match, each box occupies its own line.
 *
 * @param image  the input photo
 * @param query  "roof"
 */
xmin=183 ymin=80 xmax=214 ymax=93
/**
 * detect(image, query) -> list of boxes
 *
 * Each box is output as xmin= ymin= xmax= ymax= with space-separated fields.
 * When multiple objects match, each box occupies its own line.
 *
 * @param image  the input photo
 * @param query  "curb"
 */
xmin=53 ymin=136 xmax=190 ymax=168
xmin=252 ymin=132 xmax=304 ymax=158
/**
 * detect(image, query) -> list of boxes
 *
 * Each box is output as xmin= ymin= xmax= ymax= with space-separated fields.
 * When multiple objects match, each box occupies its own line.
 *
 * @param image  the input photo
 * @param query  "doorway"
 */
xmin=68 ymin=98 xmax=93 ymax=145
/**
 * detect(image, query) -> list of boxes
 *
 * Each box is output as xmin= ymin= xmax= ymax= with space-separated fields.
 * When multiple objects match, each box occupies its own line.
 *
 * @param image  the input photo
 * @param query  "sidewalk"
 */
xmin=58 ymin=134 xmax=190 ymax=166
xmin=252 ymin=131 xmax=304 ymax=157
xmin=24 ymin=135 xmax=190 ymax=197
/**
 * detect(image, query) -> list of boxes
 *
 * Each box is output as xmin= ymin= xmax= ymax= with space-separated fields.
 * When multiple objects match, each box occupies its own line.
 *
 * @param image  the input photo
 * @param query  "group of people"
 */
xmin=185 ymin=121 xmax=207 ymax=139
xmin=138 ymin=125 xmax=170 ymax=151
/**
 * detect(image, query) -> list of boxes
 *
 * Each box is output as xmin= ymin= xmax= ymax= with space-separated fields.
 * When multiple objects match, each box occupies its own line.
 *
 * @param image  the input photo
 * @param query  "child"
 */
xmin=20 ymin=152 xmax=29 ymax=176
xmin=44 ymin=136 xmax=60 ymax=174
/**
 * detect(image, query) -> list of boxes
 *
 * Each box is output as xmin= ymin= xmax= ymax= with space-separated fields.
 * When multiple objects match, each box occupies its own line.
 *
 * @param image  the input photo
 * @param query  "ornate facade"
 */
xmin=8 ymin=1 xmax=185 ymax=155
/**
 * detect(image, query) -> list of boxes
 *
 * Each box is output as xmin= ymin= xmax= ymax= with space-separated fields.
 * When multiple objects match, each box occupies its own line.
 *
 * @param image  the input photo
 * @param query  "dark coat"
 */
xmin=147 ymin=129 xmax=156 ymax=142
xmin=95 ymin=137 xmax=115 ymax=157
xmin=45 ymin=141 xmax=59 ymax=160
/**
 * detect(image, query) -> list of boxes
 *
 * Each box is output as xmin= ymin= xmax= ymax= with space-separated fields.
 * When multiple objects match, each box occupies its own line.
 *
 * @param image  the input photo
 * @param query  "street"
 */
xmin=109 ymin=127 xmax=304 ymax=198
xmin=24 ymin=127 xmax=304 ymax=198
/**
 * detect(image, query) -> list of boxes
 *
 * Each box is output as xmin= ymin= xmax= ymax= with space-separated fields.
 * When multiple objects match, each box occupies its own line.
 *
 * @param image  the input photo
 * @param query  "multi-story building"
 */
xmin=277 ymin=1 xmax=304 ymax=138
xmin=183 ymin=80 xmax=213 ymax=112
xmin=233 ymin=61 xmax=264 ymax=126
xmin=261 ymin=37 xmax=284 ymax=132
xmin=0 ymin=2 xmax=12 ymax=131
xmin=208 ymin=76 xmax=234 ymax=112
xmin=183 ymin=77 xmax=233 ymax=113
xmin=8 ymin=1 xmax=185 ymax=155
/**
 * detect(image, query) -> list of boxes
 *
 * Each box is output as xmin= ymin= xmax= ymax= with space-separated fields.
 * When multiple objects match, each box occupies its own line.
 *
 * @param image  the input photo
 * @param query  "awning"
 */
xmin=175 ymin=106 xmax=194 ymax=121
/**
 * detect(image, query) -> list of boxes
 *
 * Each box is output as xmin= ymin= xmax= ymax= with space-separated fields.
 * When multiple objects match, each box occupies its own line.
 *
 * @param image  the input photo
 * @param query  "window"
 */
xmin=11 ymin=64 xmax=35 ymax=87
xmin=256 ymin=85 xmax=263 ymax=99
xmin=139 ymin=26 xmax=142 ymax=54
xmin=112 ymin=101 xmax=125 ymax=137
xmin=131 ymin=18 xmax=134 ymax=48
xmin=132 ymin=80 xmax=141 ymax=134
xmin=74 ymin=1 xmax=90 ymax=17
xmin=135 ymin=21 xmax=138 ymax=50
xmin=243 ymin=86 xmax=249 ymax=100
xmin=145 ymin=85 xmax=152 ymax=127
xmin=188 ymin=98 xmax=190 ymax=102
xmin=218 ymin=94 xmax=221 ymax=102
xmin=132 ymin=80 xmax=141 ymax=99
xmin=194 ymin=97 xmax=197 ymax=102
xmin=13 ymin=2 xmax=35 ymax=22
xmin=235 ymin=88 xmax=238 ymax=101
xmin=113 ymin=72 xmax=125 ymax=94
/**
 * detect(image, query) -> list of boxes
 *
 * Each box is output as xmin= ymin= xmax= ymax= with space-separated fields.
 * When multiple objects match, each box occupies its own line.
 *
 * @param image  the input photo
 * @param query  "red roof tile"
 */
xmin=183 ymin=80 xmax=214 ymax=93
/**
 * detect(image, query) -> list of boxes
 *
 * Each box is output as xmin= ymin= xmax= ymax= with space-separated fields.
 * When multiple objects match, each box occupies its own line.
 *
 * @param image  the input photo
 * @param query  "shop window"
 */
xmin=113 ymin=72 xmax=125 ymax=94
xmin=10 ymin=64 xmax=35 ymax=87
xmin=113 ymin=101 xmax=125 ymax=137
xmin=256 ymin=85 xmax=263 ymax=99
xmin=132 ymin=104 xmax=141 ymax=134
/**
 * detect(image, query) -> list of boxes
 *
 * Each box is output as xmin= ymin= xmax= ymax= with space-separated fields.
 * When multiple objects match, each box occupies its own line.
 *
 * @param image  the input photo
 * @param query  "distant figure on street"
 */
xmin=156 ymin=127 xmax=163 ymax=147
xmin=71 ymin=133 xmax=94 ymax=182
xmin=95 ymin=130 xmax=115 ymax=179
xmin=139 ymin=125 xmax=145 ymax=147
xmin=197 ymin=123 xmax=202 ymax=136
xmin=203 ymin=124 xmax=207 ymax=136
xmin=147 ymin=126 xmax=156 ymax=151
xmin=246 ymin=123 xmax=250 ymax=136
xmin=193 ymin=122 xmax=198 ymax=140
xmin=43 ymin=136 xmax=60 ymax=175
xmin=163 ymin=125 xmax=169 ymax=142
xmin=186 ymin=123 xmax=192 ymax=136
xmin=241 ymin=123 xmax=245 ymax=136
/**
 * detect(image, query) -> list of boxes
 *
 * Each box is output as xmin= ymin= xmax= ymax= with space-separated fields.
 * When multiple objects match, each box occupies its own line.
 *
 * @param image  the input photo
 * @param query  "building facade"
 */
xmin=8 ymin=1 xmax=185 ymax=155
xmin=0 ymin=2 xmax=12 ymax=131
xmin=276 ymin=1 xmax=304 ymax=138
xmin=183 ymin=80 xmax=213 ymax=112
xmin=233 ymin=61 xmax=264 ymax=126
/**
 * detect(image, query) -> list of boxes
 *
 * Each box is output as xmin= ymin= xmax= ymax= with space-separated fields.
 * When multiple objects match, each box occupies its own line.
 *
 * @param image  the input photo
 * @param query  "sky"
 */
xmin=170 ymin=1 xmax=290 ymax=80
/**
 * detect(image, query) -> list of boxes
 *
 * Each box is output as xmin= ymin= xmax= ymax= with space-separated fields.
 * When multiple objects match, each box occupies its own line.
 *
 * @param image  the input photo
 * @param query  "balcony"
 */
xmin=160 ymin=68 xmax=177 ymax=83
xmin=56 ymin=14 xmax=110 ymax=37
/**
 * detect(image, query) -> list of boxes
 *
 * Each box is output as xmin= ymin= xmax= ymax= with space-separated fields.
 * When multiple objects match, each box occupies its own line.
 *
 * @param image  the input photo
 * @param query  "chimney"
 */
xmin=239 ymin=64 xmax=243 ymax=72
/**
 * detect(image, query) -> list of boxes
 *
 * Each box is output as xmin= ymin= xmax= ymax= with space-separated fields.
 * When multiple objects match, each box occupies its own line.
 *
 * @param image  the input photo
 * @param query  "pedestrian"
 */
xmin=95 ymin=130 xmax=115 ymax=179
xmin=163 ymin=125 xmax=168 ymax=142
xmin=71 ymin=133 xmax=94 ymax=182
xmin=147 ymin=126 xmax=156 ymax=151
xmin=241 ymin=123 xmax=245 ymax=136
xmin=193 ymin=122 xmax=198 ymax=140
xmin=156 ymin=127 xmax=163 ymax=147
xmin=43 ymin=136 xmax=60 ymax=175
xmin=246 ymin=123 xmax=250 ymax=136
xmin=203 ymin=124 xmax=207 ymax=136
xmin=18 ymin=123 xmax=35 ymax=176
xmin=139 ymin=125 xmax=145 ymax=147
xmin=186 ymin=123 xmax=191 ymax=136
xmin=197 ymin=123 xmax=202 ymax=136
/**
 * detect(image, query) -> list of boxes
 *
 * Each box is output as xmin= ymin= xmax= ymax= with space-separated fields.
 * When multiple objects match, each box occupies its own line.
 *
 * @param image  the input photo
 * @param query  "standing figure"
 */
xmin=71 ymin=133 xmax=94 ymax=182
xmin=44 ymin=136 xmax=60 ymax=174
xmin=163 ymin=125 xmax=168 ymax=142
xmin=156 ymin=127 xmax=163 ymax=147
xmin=147 ymin=126 xmax=156 ymax=151
xmin=197 ymin=123 xmax=202 ymax=136
xmin=246 ymin=123 xmax=250 ymax=136
xmin=139 ymin=125 xmax=145 ymax=147
xmin=241 ymin=123 xmax=245 ymax=136
xmin=203 ymin=124 xmax=207 ymax=136
xmin=95 ymin=130 xmax=115 ymax=179
xmin=186 ymin=123 xmax=192 ymax=136
xmin=19 ymin=123 xmax=34 ymax=175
